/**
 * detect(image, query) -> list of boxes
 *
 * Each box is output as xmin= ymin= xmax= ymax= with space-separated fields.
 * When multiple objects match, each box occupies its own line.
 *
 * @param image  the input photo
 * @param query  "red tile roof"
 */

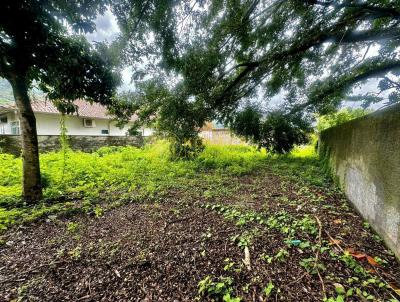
xmin=0 ymin=103 xmax=15 ymax=111
xmin=3 ymin=100 xmax=136 ymax=121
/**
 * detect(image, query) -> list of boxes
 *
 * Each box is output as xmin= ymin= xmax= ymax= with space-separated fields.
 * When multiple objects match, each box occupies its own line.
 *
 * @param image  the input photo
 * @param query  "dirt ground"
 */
xmin=1 ymin=165 xmax=399 ymax=301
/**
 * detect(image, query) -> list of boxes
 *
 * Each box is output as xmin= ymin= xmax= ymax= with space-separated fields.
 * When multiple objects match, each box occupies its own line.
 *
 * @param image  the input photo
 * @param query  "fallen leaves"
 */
xmin=345 ymin=248 xmax=380 ymax=267
xmin=388 ymin=282 xmax=400 ymax=296
xmin=366 ymin=255 xmax=379 ymax=267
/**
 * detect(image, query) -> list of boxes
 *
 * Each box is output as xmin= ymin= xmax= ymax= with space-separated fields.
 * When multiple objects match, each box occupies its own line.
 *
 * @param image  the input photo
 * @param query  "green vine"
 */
xmin=59 ymin=114 xmax=69 ymax=187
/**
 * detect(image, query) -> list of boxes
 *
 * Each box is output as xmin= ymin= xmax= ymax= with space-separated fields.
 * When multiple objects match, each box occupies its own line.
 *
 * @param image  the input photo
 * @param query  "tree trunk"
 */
xmin=9 ymin=75 xmax=43 ymax=202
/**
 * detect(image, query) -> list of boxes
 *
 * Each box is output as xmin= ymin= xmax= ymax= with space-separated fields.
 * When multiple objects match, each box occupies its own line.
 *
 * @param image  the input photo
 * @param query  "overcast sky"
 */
xmin=85 ymin=10 xmax=136 ymax=92
xmin=86 ymin=9 xmax=120 ymax=44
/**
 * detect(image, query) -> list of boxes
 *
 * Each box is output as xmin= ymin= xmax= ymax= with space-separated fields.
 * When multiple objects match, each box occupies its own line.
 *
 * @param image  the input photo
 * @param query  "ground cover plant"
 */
xmin=0 ymin=142 xmax=399 ymax=301
xmin=0 ymin=142 xmax=266 ymax=232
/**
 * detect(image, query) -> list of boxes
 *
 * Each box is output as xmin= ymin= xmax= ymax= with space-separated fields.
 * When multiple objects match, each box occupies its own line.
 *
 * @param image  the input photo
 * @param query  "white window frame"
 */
xmin=83 ymin=118 xmax=96 ymax=128
xmin=11 ymin=120 xmax=20 ymax=135
xmin=0 ymin=115 xmax=7 ymax=123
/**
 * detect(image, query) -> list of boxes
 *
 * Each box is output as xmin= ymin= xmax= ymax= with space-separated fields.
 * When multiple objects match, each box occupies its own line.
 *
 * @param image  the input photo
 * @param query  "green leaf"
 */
xmin=334 ymin=283 xmax=346 ymax=295
xmin=263 ymin=281 xmax=275 ymax=297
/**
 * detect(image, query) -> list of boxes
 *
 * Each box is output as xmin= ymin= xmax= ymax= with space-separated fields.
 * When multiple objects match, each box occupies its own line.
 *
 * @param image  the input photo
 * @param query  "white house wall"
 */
xmin=109 ymin=121 xmax=130 ymax=136
xmin=1 ymin=111 xmax=153 ymax=136
xmin=35 ymin=113 xmax=136 ymax=136
xmin=142 ymin=128 xmax=154 ymax=136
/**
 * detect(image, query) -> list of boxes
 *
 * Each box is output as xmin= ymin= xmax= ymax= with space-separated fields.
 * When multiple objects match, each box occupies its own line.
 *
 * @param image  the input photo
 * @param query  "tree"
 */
xmin=110 ymin=80 xmax=206 ymax=158
xmin=113 ymin=0 xmax=400 ymax=151
xmin=230 ymin=106 xmax=311 ymax=153
xmin=0 ymin=1 xmax=119 ymax=202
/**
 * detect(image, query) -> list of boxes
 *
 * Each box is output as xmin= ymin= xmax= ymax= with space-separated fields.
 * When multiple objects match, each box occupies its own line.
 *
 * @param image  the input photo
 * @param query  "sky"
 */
xmin=86 ymin=9 xmax=120 ymax=44
xmin=85 ymin=10 xmax=135 ymax=92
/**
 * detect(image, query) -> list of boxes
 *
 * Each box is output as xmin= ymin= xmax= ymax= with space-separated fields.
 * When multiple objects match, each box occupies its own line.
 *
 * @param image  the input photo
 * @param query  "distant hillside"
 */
xmin=0 ymin=78 xmax=14 ymax=104
xmin=0 ymin=99 xmax=10 ymax=105
xmin=0 ymin=78 xmax=45 ymax=105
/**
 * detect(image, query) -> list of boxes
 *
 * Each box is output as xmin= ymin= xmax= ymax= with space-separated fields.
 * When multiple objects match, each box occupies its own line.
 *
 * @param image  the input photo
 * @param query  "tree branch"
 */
xmin=308 ymin=0 xmax=400 ymax=19
xmin=331 ymin=27 xmax=400 ymax=43
xmin=384 ymin=76 xmax=400 ymax=89
xmin=290 ymin=59 xmax=400 ymax=114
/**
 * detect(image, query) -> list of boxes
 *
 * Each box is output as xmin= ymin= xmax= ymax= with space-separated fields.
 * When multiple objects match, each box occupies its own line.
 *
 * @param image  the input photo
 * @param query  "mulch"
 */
xmin=0 ymin=168 xmax=399 ymax=301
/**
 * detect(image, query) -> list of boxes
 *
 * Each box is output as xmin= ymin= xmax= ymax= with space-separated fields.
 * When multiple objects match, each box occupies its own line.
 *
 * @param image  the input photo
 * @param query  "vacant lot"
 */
xmin=0 ymin=143 xmax=399 ymax=301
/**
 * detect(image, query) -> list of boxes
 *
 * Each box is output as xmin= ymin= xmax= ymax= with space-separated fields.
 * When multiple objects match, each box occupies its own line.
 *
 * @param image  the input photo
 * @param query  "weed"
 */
xmin=295 ymin=215 xmax=318 ymax=235
xmin=275 ymin=248 xmax=289 ymax=262
xmin=198 ymin=275 xmax=241 ymax=302
xmin=263 ymin=281 xmax=275 ymax=297
xmin=260 ymin=253 xmax=274 ymax=264
xmin=56 ymin=248 xmax=65 ymax=258
xmin=0 ymin=142 xmax=270 ymax=231
xmin=231 ymin=229 xmax=259 ymax=249
xmin=299 ymin=257 xmax=326 ymax=274
xmin=223 ymin=258 xmax=241 ymax=273
xmin=223 ymin=258 xmax=236 ymax=271
xmin=66 ymin=222 xmax=79 ymax=233
xmin=68 ymin=245 xmax=82 ymax=260
xmin=94 ymin=206 xmax=104 ymax=218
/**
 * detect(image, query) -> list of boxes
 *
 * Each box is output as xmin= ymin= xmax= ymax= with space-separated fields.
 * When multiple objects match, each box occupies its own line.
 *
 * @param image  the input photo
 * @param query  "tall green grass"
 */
xmin=0 ymin=141 xmax=326 ymax=232
xmin=0 ymin=142 xmax=270 ymax=202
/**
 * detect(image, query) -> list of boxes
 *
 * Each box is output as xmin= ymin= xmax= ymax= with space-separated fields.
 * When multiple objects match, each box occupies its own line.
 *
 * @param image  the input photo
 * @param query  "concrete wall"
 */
xmin=319 ymin=104 xmax=400 ymax=259
xmin=200 ymin=129 xmax=244 ymax=145
xmin=0 ymin=134 xmax=143 ymax=156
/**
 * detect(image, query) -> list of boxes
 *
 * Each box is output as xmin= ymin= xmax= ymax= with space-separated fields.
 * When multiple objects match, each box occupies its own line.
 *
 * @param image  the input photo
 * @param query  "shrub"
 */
xmin=316 ymin=108 xmax=370 ymax=132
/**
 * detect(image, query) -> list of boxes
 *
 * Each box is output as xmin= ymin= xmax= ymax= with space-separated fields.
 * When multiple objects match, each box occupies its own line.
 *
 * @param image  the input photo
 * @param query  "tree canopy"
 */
xmin=113 ymin=0 xmax=400 ymax=152
xmin=0 ymin=0 xmax=120 ymax=110
xmin=0 ymin=0 xmax=120 ymax=201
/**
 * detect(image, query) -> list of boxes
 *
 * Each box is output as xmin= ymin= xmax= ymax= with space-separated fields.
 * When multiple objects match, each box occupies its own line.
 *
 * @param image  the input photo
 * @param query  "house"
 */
xmin=0 ymin=100 xmax=153 ymax=137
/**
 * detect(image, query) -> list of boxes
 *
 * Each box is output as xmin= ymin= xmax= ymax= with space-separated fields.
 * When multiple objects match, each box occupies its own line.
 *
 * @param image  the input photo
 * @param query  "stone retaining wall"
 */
xmin=0 ymin=135 xmax=143 ymax=156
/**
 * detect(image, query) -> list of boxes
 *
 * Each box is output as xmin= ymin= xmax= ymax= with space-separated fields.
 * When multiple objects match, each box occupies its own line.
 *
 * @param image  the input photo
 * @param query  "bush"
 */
xmin=259 ymin=112 xmax=311 ymax=154
xmin=316 ymin=108 xmax=370 ymax=132
xmin=170 ymin=136 xmax=205 ymax=160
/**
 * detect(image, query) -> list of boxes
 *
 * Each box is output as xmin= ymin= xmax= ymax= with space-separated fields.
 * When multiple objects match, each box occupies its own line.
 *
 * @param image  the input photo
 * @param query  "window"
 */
xmin=83 ymin=118 xmax=95 ymax=128
xmin=0 ymin=115 xmax=7 ymax=123
xmin=101 ymin=129 xmax=109 ymax=135
xmin=11 ymin=121 xmax=20 ymax=135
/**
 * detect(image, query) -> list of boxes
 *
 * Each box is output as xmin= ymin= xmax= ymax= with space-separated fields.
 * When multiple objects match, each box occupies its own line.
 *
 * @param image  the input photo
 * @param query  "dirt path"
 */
xmin=1 ymin=166 xmax=399 ymax=301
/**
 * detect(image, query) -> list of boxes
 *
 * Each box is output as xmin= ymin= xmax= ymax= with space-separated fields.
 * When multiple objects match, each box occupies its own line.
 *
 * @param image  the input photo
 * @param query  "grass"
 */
xmin=0 ymin=141 xmax=282 ymax=232
xmin=0 ymin=141 xmax=327 ymax=233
